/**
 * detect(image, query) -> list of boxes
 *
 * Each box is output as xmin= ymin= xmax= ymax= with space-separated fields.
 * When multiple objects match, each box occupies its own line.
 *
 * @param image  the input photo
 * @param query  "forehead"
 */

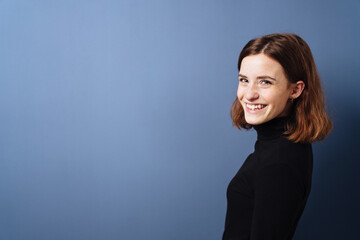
xmin=239 ymin=54 xmax=285 ymax=78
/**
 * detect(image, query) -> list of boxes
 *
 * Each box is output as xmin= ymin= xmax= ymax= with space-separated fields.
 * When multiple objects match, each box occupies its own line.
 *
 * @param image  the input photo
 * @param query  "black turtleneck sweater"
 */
xmin=223 ymin=117 xmax=313 ymax=240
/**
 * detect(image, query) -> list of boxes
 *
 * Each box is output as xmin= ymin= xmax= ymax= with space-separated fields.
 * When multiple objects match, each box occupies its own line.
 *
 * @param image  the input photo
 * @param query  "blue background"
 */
xmin=1 ymin=0 xmax=359 ymax=239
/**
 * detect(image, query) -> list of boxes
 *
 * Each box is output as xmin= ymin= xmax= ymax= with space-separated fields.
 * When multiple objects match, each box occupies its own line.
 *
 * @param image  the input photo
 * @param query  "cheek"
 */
xmin=266 ymin=92 xmax=289 ymax=109
xmin=236 ymin=88 xmax=241 ymax=99
xmin=237 ymin=86 xmax=245 ymax=99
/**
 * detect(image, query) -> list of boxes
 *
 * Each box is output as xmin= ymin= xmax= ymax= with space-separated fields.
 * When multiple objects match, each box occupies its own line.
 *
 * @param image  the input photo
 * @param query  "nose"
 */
xmin=244 ymin=83 xmax=259 ymax=101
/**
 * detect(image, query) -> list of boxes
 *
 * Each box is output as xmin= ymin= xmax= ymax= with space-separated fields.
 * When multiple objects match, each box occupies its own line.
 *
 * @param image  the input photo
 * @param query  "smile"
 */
xmin=246 ymin=103 xmax=267 ymax=110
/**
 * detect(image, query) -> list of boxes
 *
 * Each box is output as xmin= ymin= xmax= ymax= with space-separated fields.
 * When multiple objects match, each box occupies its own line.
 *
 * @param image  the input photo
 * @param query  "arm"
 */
xmin=250 ymin=163 xmax=305 ymax=240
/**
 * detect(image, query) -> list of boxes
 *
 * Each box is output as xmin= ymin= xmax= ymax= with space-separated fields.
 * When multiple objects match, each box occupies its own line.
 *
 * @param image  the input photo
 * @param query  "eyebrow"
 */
xmin=238 ymin=73 xmax=277 ymax=81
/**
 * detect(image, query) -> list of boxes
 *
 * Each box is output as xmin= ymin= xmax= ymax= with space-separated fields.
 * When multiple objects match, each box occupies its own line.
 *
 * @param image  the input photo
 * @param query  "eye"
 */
xmin=239 ymin=78 xmax=248 ymax=83
xmin=259 ymin=80 xmax=272 ymax=85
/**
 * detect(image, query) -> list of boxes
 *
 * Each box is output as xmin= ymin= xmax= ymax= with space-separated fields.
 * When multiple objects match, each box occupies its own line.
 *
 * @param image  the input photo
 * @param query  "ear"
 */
xmin=289 ymin=80 xmax=305 ymax=99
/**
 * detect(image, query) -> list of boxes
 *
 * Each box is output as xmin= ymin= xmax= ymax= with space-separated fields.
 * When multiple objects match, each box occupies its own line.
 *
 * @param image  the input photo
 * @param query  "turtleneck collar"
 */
xmin=253 ymin=117 xmax=288 ymax=141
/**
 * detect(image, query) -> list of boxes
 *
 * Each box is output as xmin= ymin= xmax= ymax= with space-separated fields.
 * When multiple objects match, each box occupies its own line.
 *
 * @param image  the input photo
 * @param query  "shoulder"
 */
xmin=255 ymin=137 xmax=313 ymax=179
xmin=266 ymin=137 xmax=313 ymax=167
xmin=256 ymin=137 xmax=312 ymax=164
xmin=278 ymin=137 xmax=312 ymax=156
xmin=276 ymin=138 xmax=313 ymax=174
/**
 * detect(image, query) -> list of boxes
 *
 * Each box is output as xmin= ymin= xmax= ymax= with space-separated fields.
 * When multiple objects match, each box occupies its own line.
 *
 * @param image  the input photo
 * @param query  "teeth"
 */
xmin=247 ymin=104 xmax=265 ymax=110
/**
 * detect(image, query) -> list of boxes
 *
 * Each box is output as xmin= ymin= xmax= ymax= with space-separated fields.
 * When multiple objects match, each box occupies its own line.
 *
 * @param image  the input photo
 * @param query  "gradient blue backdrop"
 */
xmin=1 ymin=0 xmax=359 ymax=239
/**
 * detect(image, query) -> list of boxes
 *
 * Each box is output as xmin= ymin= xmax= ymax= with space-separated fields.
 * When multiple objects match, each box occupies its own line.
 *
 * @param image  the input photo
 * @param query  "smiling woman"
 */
xmin=230 ymin=33 xmax=332 ymax=143
xmin=237 ymin=53 xmax=305 ymax=126
xmin=222 ymin=33 xmax=332 ymax=240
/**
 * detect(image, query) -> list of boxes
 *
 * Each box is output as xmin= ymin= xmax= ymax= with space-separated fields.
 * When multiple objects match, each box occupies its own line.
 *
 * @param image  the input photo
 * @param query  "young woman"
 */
xmin=222 ymin=33 xmax=332 ymax=240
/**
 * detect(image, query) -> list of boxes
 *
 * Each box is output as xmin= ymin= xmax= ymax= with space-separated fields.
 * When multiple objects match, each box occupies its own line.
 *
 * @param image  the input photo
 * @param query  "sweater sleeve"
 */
xmin=250 ymin=163 xmax=305 ymax=240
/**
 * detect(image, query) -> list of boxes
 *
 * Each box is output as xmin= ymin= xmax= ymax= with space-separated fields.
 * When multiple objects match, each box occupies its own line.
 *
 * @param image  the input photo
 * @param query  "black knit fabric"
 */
xmin=223 ymin=117 xmax=313 ymax=240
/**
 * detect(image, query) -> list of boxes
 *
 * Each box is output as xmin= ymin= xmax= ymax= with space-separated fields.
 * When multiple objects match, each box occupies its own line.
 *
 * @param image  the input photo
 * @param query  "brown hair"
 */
xmin=230 ymin=33 xmax=332 ymax=143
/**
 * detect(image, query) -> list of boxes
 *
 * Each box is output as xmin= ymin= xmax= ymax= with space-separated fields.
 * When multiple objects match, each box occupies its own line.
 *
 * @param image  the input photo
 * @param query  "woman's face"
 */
xmin=237 ymin=53 xmax=294 ymax=125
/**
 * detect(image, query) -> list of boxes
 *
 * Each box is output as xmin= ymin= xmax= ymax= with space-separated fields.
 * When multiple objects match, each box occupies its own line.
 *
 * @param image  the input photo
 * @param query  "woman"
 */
xmin=222 ymin=33 xmax=332 ymax=240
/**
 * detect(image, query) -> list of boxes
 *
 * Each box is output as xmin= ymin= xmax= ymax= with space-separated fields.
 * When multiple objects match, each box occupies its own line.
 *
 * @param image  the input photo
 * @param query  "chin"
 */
xmin=244 ymin=116 xmax=264 ymax=125
xmin=244 ymin=114 xmax=275 ymax=125
xmin=246 ymin=119 xmax=264 ymax=125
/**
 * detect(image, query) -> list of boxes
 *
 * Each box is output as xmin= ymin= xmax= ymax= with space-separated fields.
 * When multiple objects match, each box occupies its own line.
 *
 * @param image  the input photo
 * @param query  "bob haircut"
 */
xmin=230 ymin=33 xmax=332 ymax=143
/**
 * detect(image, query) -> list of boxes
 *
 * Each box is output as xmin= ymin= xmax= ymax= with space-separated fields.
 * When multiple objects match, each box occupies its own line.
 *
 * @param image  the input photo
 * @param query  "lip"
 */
xmin=244 ymin=103 xmax=267 ymax=113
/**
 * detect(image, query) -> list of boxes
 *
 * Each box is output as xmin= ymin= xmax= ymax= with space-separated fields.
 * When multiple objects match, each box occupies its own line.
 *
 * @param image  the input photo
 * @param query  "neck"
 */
xmin=253 ymin=117 xmax=288 ymax=141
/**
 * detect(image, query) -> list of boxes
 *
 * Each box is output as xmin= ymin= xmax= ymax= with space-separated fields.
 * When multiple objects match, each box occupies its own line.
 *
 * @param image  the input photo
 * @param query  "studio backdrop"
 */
xmin=0 ymin=0 xmax=359 ymax=239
